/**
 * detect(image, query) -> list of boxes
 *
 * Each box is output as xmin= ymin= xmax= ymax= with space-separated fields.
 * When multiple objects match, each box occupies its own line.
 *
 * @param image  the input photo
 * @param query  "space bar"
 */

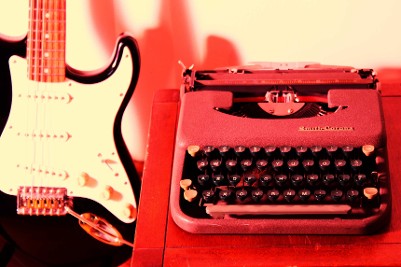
xmin=205 ymin=204 xmax=352 ymax=218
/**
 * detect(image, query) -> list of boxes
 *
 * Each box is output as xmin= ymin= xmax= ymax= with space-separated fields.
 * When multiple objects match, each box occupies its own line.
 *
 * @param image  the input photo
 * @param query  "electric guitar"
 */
xmin=0 ymin=0 xmax=140 ymax=265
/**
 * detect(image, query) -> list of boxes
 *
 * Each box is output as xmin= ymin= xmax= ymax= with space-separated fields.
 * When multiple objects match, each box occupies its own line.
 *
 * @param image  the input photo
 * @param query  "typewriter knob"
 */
xmin=363 ymin=187 xmax=378 ymax=200
xmin=180 ymin=179 xmax=192 ymax=190
xmin=187 ymin=145 xmax=200 ymax=157
xmin=362 ymin=145 xmax=375 ymax=157
xmin=184 ymin=189 xmax=198 ymax=202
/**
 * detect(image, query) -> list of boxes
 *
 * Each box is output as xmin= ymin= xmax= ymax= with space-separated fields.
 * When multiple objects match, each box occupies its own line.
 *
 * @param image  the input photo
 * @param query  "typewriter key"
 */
xmin=210 ymin=158 xmax=222 ymax=171
xmin=251 ymin=188 xmax=264 ymax=202
xmin=249 ymin=146 xmax=262 ymax=157
xmin=244 ymin=174 xmax=257 ymax=186
xmin=287 ymin=159 xmax=300 ymax=171
xmin=202 ymin=190 xmax=215 ymax=202
xmin=306 ymin=174 xmax=319 ymax=186
xmin=279 ymin=146 xmax=292 ymax=157
xmin=264 ymin=146 xmax=277 ymax=156
xmin=291 ymin=174 xmax=304 ymax=187
xmin=267 ymin=188 xmax=280 ymax=202
xmin=275 ymin=174 xmax=288 ymax=187
xmin=334 ymin=159 xmax=347 ymax=171
xmin=241 ymin=158 xmax=253 ymax=171
xmin=342 ymin=146 xmax=354 ymax=157
xmin=354 ymin=173 xmax=367 ymax=186
xmin=236 ymin=188 xmax=248 ymax=201
xmin=338 ymin=174 xmax=351 ymax=186
xmin=330 ymin=189 xmax=344 ymax=202
xmin=202 ymin=145 xmax=215 ymax=156
xmin=283 ymin=189 xmax=296 ymax=202
xmin=219 ymin=189 xmax=233 ymax=201
xmin=256 ymin=159 xmax=268 ymax=170
xmin=212 ymin=174 xmax=225 ymax=186
xmin=311 ymin=146 xmax=323 ymax=157
xmin=298 ymin=189 xmax=311 ymax=201
xmin=302 ymin=159 xmax=315 ymax=171
xmin=197 ymin=174 xmax=210 ymax=186
xmin=272 ymin=159 xmax=284 ymax=171
xmin=326 ymin=146 xmax=338 ymax=157
xmin=218 ymin=145 xmax=230 ymax=157
xmin=260 ymin=174 xmax=273 ymax=187
xmin=228 ymin=174 xmax=241 ymax=186
xmin=196 ymin=158 xmax=209 ymax=171
xmin=314 ymin=189 xmax=327 ymax=201
xmin=322 ymin=174 xmax=336 ymax=186
xmin=350 ymin=159 xmax=363 ymax=171
xmin=225 ymin=159 xmax=237 ymax=172
xmin=346 ymin=189 xmax=360 ymax=202
xmin=296 ymin=146 xmax=308 ymax=157
xmin=319 ymin=159 xmax=331 ymax=171
xmin=234 ymin=145 xmax=247 ymax=157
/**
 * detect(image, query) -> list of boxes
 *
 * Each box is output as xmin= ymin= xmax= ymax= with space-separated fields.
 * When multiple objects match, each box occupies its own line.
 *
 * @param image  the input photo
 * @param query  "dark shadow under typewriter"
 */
xmin=170 ymin=62 xmax=391 ymax=235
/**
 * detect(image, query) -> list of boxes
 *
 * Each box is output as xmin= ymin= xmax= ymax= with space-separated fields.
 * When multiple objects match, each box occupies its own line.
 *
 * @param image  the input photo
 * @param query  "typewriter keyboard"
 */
xmin=179 ymin=144 xmax=383 ymax=219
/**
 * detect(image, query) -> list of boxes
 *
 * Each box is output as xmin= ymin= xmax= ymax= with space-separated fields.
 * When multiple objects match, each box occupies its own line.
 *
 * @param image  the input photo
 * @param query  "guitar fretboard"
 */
xmin=27 ymin=0 xmax=66 ymax=82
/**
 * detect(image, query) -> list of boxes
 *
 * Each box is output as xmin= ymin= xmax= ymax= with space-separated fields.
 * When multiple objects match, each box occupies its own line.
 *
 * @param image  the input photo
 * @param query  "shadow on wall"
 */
xmin=87 ymin=0 xmax=242 ymax=161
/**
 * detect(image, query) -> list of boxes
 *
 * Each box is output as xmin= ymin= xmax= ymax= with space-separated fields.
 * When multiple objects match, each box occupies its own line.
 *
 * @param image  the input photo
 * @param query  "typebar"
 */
xmin=205 ymin=203 xmax=352 ymax=219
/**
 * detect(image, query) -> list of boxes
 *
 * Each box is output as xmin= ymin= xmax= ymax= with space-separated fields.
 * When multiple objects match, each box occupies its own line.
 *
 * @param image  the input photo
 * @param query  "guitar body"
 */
xmin=0 ymin=33 xmax=141 ymax=266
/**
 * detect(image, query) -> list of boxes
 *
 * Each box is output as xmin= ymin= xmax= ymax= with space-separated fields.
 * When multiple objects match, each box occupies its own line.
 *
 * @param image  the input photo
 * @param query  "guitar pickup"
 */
xmin=17 ymin=186 xmax=72 ymax=216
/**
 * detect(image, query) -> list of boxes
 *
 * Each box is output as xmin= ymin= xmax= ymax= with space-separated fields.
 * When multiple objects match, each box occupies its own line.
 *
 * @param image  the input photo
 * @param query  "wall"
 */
xmin=1 ymin=0 xmax=400 ymax=161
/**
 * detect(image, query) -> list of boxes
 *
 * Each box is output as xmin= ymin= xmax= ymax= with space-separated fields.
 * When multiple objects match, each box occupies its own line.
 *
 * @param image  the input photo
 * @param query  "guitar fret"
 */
xmin=29 ymin=8 xmax=66 ymax=13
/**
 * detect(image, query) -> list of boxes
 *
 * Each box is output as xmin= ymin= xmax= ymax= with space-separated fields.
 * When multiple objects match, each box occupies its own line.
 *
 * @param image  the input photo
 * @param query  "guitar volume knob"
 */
xmin=122 ymin=203 xmax=137 ymax=220
xmin=78 ymin=172 xmax=90 ymax=187
xmin=101 ymin=185 xmax=114 ymax=200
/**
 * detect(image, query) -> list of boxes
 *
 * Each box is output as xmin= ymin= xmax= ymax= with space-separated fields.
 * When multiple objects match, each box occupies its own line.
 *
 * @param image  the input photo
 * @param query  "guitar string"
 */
xmin=29 ymin=0 xmax=39 ymax=202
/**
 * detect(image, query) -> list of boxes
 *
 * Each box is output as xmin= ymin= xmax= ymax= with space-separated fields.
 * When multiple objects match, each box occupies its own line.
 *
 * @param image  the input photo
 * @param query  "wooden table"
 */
xmin=131 ymin=72 xmax=401 ymax=266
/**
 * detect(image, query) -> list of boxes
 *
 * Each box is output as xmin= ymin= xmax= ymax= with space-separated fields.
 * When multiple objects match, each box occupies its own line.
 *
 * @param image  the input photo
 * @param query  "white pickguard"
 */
xmin=0 ymin=47 xmax=137 ymax=223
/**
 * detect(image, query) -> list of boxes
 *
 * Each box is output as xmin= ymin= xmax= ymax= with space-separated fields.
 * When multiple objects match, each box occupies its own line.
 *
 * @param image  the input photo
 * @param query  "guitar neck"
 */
xmin=27 ymin=0 xmax=66 ymax=82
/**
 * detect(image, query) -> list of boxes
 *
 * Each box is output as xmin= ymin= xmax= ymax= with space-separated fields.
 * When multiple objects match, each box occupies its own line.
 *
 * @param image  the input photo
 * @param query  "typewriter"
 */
xmin=170 ymin=62 xmax=391 ymax=234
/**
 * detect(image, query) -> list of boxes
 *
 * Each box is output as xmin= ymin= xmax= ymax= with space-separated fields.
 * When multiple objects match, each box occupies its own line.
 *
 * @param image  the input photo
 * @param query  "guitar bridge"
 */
xmin=17 ymin=186 xmax=72 ymax=216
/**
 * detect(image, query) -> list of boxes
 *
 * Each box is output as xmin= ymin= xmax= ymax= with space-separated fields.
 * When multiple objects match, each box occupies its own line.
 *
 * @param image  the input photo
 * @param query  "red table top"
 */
xmin=131 ymin=70 xmax=401 ymax=266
